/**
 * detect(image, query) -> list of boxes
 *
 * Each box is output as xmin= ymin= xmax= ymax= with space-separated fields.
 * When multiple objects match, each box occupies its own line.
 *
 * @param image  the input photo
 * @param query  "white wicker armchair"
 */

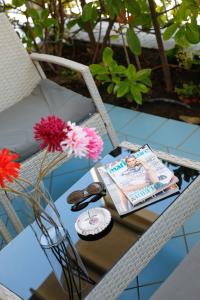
xmin=0 ymin=13 xmax=119 ymax=244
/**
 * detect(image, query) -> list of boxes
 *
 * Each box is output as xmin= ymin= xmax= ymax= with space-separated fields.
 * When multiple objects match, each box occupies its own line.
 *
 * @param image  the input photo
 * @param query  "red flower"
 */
xmin=34 ymin=115 xmax=67 ymax=152
xmin=0 ymin=148 xmax=20 ymax=188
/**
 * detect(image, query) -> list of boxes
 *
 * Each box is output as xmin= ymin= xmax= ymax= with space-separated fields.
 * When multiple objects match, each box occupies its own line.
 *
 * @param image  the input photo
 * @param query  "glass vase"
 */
xmin=15 ymin=181 xmax=92 ymax=300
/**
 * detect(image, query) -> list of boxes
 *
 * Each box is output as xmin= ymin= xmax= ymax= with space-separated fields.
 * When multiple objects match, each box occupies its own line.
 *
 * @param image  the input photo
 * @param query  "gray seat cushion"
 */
xmin=0 ymin=79 xmax=96 ymax=161
xmin=150 ymin=240 xmax=200 ymax=300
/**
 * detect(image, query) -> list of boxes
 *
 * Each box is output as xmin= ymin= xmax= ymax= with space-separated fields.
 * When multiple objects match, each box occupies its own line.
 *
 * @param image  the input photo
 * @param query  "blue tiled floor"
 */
xmin=138 ymin=237 xmax=187 ymax=285
xmin=2 ymin=104 xmax=200 ymax=299
xmin=139 ymin=283 xmax=162 ymax=300
xmin=120 ymin=113 xmax=167 ymax=139
xmin=148 ymin=119 xmax=198 ymax=148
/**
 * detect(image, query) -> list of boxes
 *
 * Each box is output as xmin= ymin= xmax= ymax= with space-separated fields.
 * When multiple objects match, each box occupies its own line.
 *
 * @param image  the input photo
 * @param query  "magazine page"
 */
xmin=98 ymin=166 xmax=179 ymax=216
xmin=98 ymin=166 xmax=134 ymax=215
xmin=105 ymin=144 xmax=179 ymax=206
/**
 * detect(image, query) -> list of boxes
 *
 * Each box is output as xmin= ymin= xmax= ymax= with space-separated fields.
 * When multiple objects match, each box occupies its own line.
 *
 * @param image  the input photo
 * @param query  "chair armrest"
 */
xmin=30 ymin=53 xmax=88 ymax=73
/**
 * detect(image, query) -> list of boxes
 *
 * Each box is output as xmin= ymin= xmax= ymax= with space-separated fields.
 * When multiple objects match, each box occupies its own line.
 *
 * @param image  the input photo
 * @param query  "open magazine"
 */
xmin=97 ymin=144 xmax=179 ymax=215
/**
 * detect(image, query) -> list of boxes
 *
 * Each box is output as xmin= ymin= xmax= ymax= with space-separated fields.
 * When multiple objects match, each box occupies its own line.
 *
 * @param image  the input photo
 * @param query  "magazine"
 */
xmin=104 ymin=144 xmax=179 ymax=206
xmin=98 ymin=165 xmax=179 ymax=216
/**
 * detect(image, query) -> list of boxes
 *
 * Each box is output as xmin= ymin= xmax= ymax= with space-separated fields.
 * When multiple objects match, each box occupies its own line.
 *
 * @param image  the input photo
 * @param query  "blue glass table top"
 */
xmin=0 ymin=147 xmax=198 ymax=300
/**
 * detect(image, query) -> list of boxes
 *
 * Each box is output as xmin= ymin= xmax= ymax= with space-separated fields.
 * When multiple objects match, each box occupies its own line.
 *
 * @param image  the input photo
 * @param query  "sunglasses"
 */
xmin=67 ymin=182 xmax=106 ymax=212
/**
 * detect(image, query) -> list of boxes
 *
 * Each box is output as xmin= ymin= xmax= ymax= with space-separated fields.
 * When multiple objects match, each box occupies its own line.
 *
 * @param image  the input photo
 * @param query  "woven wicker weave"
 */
xmin=0 ymin=13 xmax=119 ymax=243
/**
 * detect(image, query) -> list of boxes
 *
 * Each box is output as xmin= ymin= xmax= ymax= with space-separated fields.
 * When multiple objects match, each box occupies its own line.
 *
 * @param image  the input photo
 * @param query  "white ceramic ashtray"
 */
xmin=75 ymin=207 xmax=112 ymax=236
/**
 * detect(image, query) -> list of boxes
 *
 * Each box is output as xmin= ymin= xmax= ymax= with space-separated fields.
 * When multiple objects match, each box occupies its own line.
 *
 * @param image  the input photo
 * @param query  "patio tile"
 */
xmin=167 ymin=148 xmax=200 ymax=161
xmin=120 ymin=113 xmax=166 ymax=139
xmin=105 ymin=103 xmax=114 ymax=112
xmin=108 ymin=106 xmax=140 ymax=131
xmin=117 ymin=288 xmax=138 ymax=300
xmin=185 ymin=232 xmax=200 ymax=251
xmin=184 ymin=207 xmax=200 ymax=234
xmin=178 ymin=128 xmax=200 ymax=156
xmin=101 ymin=134 xmax=115 ymax=157
xmin=126 ymin=277 xmax=137 ymax=289
xmin=138 ymin=236 xmax=187 ymax=285
xmin=50 ymin=168 xmax=88 ymax=201
xmin=173 ymin=226 xmax=184 ymax=237
xmin=148 ymin=119 xmax=198 ymax=148
xmin=126 ymin=135 xmax=168 ymax=152
xmin=139 ymin=283 xmax=161 ymax=300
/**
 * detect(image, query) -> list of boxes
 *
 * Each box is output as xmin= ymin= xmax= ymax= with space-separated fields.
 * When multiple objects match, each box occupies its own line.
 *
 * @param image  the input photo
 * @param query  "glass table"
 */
xmin=0 ymin=141 xmax=200 ymax=300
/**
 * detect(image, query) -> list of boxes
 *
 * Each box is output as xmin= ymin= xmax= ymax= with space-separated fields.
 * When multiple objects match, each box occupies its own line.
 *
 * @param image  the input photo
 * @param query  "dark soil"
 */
xmin=47 ymin=40 xmax=200 ymax=122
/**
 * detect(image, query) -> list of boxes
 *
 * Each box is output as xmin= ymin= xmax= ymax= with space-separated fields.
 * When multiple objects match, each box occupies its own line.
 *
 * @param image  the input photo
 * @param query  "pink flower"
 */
xmin=34 ymin=116 xmax=67 ymax=152
xmin=83 ymin=127 xmax=103 ymax=161
xmin=60 ymin=122 xmax=89 ymax=158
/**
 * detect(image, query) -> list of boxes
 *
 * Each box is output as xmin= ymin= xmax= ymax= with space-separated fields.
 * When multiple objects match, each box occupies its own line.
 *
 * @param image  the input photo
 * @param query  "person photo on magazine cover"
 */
xmin=122 ymin=155 xmax=176 ymax=193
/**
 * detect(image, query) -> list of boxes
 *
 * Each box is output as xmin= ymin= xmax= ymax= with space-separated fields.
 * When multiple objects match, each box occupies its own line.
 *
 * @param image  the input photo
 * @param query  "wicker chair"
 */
xmin=0 ymin=13 xmax=119 ymax=244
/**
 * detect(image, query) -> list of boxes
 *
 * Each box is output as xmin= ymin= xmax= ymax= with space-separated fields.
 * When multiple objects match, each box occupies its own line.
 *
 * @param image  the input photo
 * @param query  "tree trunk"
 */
xmin=80 ymin=0 xmax=96 ymax=50
xmin=148 ymin=0 xmax=173 ymax=91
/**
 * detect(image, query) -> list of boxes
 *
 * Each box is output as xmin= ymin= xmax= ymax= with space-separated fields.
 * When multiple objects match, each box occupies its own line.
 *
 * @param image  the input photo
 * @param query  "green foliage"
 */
xmin=163 ymin=0 xmax=200 ymax=47
xmin=126 ymin=28 xmax=141 ymax=55
xmin=90 ymin=47 xmax=151 ymax=105
xmin=175 ymin=82 xmax=200 ymax=98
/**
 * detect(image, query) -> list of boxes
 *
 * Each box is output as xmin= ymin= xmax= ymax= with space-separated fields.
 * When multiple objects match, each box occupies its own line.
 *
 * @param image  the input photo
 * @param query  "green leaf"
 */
xmin=176 ymin=2 xmax=188 ymax=22
xmin=109 ymin=60 xmax=118 ymax=73
xmin=43 ymin=18 xmax=57 ymax=28
xmin=103 ymin=47 xmax=113 ymax=65
xmin=34 ymin=25 xmax=43 ymax=38
xmin=110 ymin=34 xmax=119 ymax=41
xmin=104 ymin=0 xmax=123 ymax=19
xmin=130 ymin=85 xmax=143 ymax=104
xmin=137 ymin=83 xmax=149 ymax=93
xmin=107 ymin=83 xmax=114 ymax=94
xmin=112 ymin=75 xmax=121 ymax=84
xmin=136 ymin=68 xmax=151 ymax=81
xmin=116 ymin=81 xmax=129 ymax=97
xmin=134 ymin=13 xmax=151 ymax=27
xmin=185 ymin=23 xmax=199 ymax=44
xmin=41 ymin=9 xmax=49 ymax=20
xmin=114 ymin=65 xmax=127 ymax=74
xmin=12 ymin=0 xmax=25 ymax=7
xmin=127 ymin=64 xmax=136 ymax=81
xmin=125 ymin=0 xmax=140 ymax=14
xmin=126 ymin=28 xmax=141 ymax=55
xmin=89 ymin=64 xmax=107 ymax=75
xmin=82 ymin=3 xmax=97 ymax=22
xmin=96 ymin=74 xmax=110 ymax=81
xmin=67 ymin=19 xmax=78 ymax=30
xmin=27 ymin=8 xmax=40 ymax=21
xmin=163 ymin=23 xmax=179 ymax=40
xmin=175 ymin=27 xmax=190 ymax=48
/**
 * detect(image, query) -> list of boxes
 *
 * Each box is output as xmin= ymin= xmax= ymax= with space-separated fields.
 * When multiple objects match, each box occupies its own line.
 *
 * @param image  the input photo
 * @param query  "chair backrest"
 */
xmin=0 ymin=13 xmax=41 ymax=112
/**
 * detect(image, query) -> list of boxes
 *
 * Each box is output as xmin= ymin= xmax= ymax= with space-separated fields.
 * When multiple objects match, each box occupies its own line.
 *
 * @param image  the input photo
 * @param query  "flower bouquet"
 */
xmin=0 ymin=115 xmax=103 ymax=299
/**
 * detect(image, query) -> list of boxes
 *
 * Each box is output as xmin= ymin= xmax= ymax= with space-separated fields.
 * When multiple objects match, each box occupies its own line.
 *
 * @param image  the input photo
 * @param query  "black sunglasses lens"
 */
xmin=87 ymin=182 xmax=103 ymax=194
xmin=90 ymin=193 xmax=103 ymax=203
xmin=71 ymin=202 xmax=88 ymax=212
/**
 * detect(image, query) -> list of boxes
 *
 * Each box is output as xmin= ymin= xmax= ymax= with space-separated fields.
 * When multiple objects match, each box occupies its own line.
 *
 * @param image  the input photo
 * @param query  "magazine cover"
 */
xmin=105 ymin=144 xmax=179 ymax=206
xmin=98 ymin=165 xmax=179 ymax=215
